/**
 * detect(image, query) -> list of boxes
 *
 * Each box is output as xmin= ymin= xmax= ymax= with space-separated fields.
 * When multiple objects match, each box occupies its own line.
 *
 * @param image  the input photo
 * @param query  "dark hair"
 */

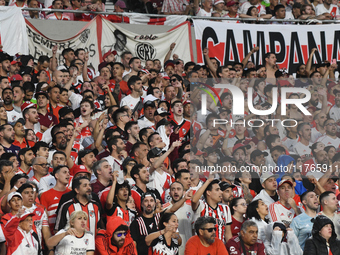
xmin=203 ymin=179 xmax=220 ymax=200
xmin=37 ymin=55 xmax=50 ymax=64
xmin=61 ymin=48 xmax=74 ymax=58
xmin=53 ymin=165 xmax=69 ymax=176
xmin=72 ymin=176 xmax=89 ymax=192
xmin=265 ymin=134 xmax=280 ymax=149
xmin=158 ymin=213 xmax=176 ymax=231
xmin=139 ymin=127 xmax=151 ymax=142
xmin=128 ymin=57 xmax=139 ymax=66
xmin=300 ymin=190 xmax=314 ymax=204
xmin=112 ymin=108 xmax=127 ymax=124
xmin=74 ymin=48 xmax=85 ymax=57
xmin=114 ymin=180 xmax=131 ymax=203
xmin=130 ymin=142 xmax=147 ymax=158
xmin=274 ymin=4 xmax=285 ymax=16
xmin=172 ymin=158 xmax=187 ymax=171
xmin=18 ymin=148 xmax=34 ymax=163
xmin=230 ymin=197 xmax=244 ymax=215
xmin=246 ymin=199 xmax=263 ymax=221
xmin=33 ymin=141 xmax=49 ymax=155
xmin=124 ymin=121 xmax=138 ymax=134
xmin=17 ymin=183 xmax=34 ymax=194
xmin=184 ymin=61 xmax=196 ymax=71
xmin=320 ymin=191 xmax=335 ymax=205
xmin=107 ymin=136 xmax=123 ymax=153
xmin=10 ymin=173 xmax=28 ymax=189
xmin=1 ymin=152 xmax=17 ymax=161
xmin=114 ymin=224 xmax=129 ymax=234
xmin=147 ymin=132 xmax=159 ymax=147
xmin=122 ymin=157 xmax=137 ymax=175
xmin=174 ymin=170 xmax=190 ymax=180
xmin=194 ymin=216 xmax=216 ymax=236
xmin=130 ymin=163 xmax=145 ymax=181
xmin=270 ymin=145 xmax=285 ymax=154
xmin=246 ymin=5 xmax=257 ymax=16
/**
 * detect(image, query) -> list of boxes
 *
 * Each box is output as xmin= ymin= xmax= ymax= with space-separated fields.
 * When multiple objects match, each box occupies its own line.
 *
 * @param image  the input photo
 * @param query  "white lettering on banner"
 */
xmin=26 ymin=16 xmax=193 ymax=72
xmin=194 ymin=20 xmax=340 ymax=73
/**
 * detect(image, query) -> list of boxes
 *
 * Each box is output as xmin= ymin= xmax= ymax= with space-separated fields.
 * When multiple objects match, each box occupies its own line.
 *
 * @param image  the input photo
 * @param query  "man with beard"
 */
xmin=138 ymin=101 xmax=156 ymax=129
xmin=18 ymin=148 xmax=35 ymax=178
xmin=103 ymin=136 xmax=127 ymax=172
xmin=22 ymin=102 xmax=41 ymax=136
xmin=0 ymin=52 xmax=11 ymax=77
xmin=124 ymin=121 xmax=140 ymax=154
xmin=123 ymin=57 xmax=142 ymax=82
xmin=130 ymin=164 xmax=162 ymax=215
xmin=77 ymin=149 xmax=98 ymax=182
xmin=163 ymin=182 xmax=194 ymax=255
xmin=47 ymin=132 xmax=68 ymax=164
xmin=316 ymin=118 xmax=340 ymax=149
xmin=293 ymin=122 xmax=313 ymax=162
xmin=130 ymin=191 xmax=184 ymax=255
xmin=219 ymin=181 xmax=235 ymax=206
xmin=120 ymin=76 xmax=143 ymax=110
xmin=192 ymin=178 xmax=233 ymax=244
xmin=330 ymin=89 xmax=340 ymax=122
xmin=0 ymin=124 xmax=20 ymax=155
xmin=36 ymin=91 xmax=57 ymax=133
xmin=55 ymin=176 xmax=103 ymax=235
xmin=264 ymin=52 xmax=277 ymax=79
xmin=47 ymin=85 xmax=63 ymax=123
xmin=226 ymin=220 xmax=266 ymax=255
xmin=185 ymin=216 xmax=229 ymax=255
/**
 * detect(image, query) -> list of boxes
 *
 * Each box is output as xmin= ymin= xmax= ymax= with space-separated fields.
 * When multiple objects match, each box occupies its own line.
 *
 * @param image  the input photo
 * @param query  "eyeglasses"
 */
xmin=36 ymin=163 xmax=49 ymax=168
xmin=127 ymin=162 xmax=136 ymax=166
xmin=171 ymin=79 xmax=177 ymax=82
xmin=75 ymin=62 xmax=84 ymax=66
xmin=202 ymin=227 xmax=216 ymax=233
xmin=116 ymin=232 xmax=127 ymax=237
xmin=237 ymin=203 xmax=247 ymax=207
xmin=326 ymin=123 xmax=336 ymax=126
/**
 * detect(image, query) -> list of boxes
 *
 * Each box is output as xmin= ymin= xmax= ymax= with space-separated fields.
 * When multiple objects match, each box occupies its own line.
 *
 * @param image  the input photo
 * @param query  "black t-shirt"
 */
xmin=130 ymin=212 xmax=164 ymax=255
xmin=149 ymin=234 xmax=179 ymax=255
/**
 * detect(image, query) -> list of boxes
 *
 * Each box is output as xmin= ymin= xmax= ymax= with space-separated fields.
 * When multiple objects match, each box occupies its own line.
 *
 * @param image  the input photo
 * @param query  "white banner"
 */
xmin=26 ymin=16 xmax=193 ymax=73
xmin=26 ymin=17 xmax=101 ymax=72
xmin=194 ymin=20 xmax=340 ymax=74
xmin=0 ymin=6 xmax=28 ymax=55
xmin=100 ymin=17 xmax=193 ymax=66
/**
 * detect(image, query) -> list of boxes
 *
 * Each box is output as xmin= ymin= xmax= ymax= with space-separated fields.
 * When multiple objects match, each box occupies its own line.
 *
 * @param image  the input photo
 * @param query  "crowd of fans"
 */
xmin=0 ymin=5 xmax=339 ymax=252
xmin=1 ymin=0 xmax=340 ymax=22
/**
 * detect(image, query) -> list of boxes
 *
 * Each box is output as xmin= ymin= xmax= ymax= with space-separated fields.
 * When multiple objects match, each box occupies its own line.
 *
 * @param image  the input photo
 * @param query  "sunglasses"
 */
xmin=202 ymin=227 xmax=216 ymax=233
xmin=116 ymin=232 xmax=127 ymax=237
xmin=171 ymin=79 xmax=177 ymax=82
xmin=127 ymin=162 xmax=136 ymax=166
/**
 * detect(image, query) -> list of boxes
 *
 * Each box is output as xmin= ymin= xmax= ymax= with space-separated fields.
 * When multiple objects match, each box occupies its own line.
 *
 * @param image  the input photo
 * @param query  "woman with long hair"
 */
xmin=122 ymin=157 xmax=137 ymax=186
xmin=145 ymin=213 xmax=181 ymax=255
xmin=230 ymin=197 xmax=247 ymax=236
xmin=246 ymin=199 xmax=270 ymax=242
xmin=47 ymin=211 xmax=94 ymax=255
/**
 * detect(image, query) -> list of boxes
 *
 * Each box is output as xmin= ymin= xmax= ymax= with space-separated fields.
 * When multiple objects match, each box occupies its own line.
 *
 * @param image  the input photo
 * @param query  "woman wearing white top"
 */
xmin=246 ymin=199 xmax=270 ymax=243
xmin=47 ymin=211 xmax=95 ymax=255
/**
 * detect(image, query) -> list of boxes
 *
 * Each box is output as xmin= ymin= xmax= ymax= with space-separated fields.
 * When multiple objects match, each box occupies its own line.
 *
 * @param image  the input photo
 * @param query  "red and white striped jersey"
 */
xmin=40 ymin=188 xmax=70 ymax=233
xmin=55 ymin=197 xmax=102 ymax=235
xmin=269 ymin=201 xmax=296 ymax=226
xmin=196 ymin=201 xmax=232 ymax=243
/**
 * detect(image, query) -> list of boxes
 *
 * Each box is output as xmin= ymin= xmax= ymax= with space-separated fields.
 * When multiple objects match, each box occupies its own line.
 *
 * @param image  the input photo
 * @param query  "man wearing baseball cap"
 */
xmin=232 ymin=143 xmax=250 ymax=168
xmin=0 ymin=52 xmax=12 ymax=77
xmin=214 ymin=0 xmax=227 ymax=16
xmin=138 ymin=101 xmax=156 ymax=129
xmin=249 ymin=149 xmax=269 ymax=194
xmin=219 ymin=181 xmax=235 ymax=206
xmin=269 ymin=179 xmax=301 ymax=225
xmin=253 ymin=172 xmax=279 ymax=207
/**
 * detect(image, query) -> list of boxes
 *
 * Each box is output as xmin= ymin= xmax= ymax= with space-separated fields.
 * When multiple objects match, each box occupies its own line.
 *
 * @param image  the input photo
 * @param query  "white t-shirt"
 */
xmin=293 ymin=142 xmax=312 ymax=161
xmin=7 ymin=109 xmax=22 ymax=124
xmin=55 ymin=229 xmax=95 ymax=255
xmin=138 ymin=116 xmax=155 ymax=129
xmin=39 ymin=173 xmax=56 ymax=195
xmin=315 ymin=3 xmax=339 ymax=17
xmin=316 ymin=135 xmax=340 ymax=150
xmin=329 ymin=105 xmax=340 ymax=122
xmin=282 ymin=136 xmax=298 ymax=153
xmin=196 ymin=8 xmax=212 ymax=17
xmin=311 ymin=127 xmax=324 ymax=143
xmin=120 ymin=95 xmax=141 ymax=110
xmin=269 ymin=201 xmax=296 ymax=226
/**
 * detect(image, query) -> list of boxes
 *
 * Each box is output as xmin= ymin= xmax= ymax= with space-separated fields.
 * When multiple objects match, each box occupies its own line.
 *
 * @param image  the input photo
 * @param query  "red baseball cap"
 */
xmin=102 ymin=50 xmax=117 ymax=60
xmin=10 ymin=74 xmax=23 ymax=82
xmin=11 ymin=60 xmax=22 ymax=66
xmin=232 ymin=143 xmax=251 ymax=154
xmin=73 ymin=164 xmax=91 ymax=178
xmin=21 ymin=101 xmax=37 ymax=112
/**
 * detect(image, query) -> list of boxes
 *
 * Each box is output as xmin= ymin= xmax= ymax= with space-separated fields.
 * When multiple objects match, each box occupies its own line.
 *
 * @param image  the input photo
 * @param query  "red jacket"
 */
xmin=95 ymin=216 xmax=137 ymax=255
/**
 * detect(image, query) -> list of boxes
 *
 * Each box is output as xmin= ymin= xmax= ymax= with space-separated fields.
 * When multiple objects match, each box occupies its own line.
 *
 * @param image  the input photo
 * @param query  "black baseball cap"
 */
xmin=77 ymin=149 xmax=98 ymax=165
xmin=35 ymin=91 xmax=49 ymax=100
xmin=144 ymin=101 xmax=156 ymax=109
xmin=147 ymin=147 xmax=163 ymax=161
xmin=156 ymin=118 xmax=171 ymax=130
xmin=0 ymin=52 xmax=12 ymax=63
xmin=250 ymin=149 xmax=269 ymax=160
xmin=59 ymin=107 xmax=74 ymax=119
xmin=219 ymin=181 xmax=235 ymax=191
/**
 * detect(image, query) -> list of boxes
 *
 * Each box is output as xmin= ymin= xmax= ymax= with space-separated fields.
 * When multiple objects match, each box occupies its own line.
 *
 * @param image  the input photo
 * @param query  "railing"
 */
xmin=21 ymin=7 xmax=340 ymax=24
